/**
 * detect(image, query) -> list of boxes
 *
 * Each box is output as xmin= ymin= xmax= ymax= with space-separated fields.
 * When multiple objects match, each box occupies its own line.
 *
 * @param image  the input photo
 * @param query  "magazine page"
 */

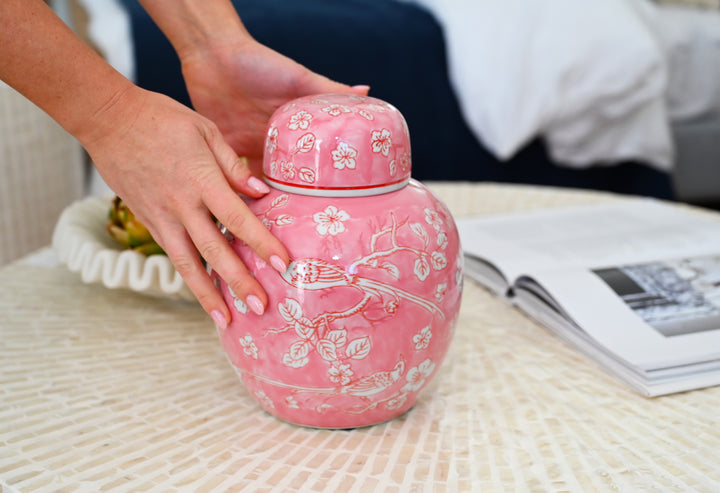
xmin=456 ymin=198 xmax=720 ymax=284
xmin=513 ymin=282 xmax=720 ymax=397
xmin=457 ymin=198 xmax=720 ymax=371
xmin=518 ymin=262 xmax=720 ymax=370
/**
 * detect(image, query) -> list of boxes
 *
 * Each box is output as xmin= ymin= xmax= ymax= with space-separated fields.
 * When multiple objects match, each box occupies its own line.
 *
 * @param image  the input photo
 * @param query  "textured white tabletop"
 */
xmin=2 ymin=183 xmax=719 ymax=492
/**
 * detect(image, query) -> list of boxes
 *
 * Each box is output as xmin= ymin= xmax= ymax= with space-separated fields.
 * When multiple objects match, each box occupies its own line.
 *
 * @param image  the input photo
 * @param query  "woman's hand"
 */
xmin=180 ymin=37 xmax=369 ymax=174
xmin=1 ymin=0 xmax=368 ymax=329
xmin=83 ymin=85 xmax=288 ymax=327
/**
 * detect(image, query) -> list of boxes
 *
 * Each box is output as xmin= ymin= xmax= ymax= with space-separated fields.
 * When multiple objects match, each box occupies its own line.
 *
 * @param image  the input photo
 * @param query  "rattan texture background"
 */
xmin=1 ymin=183 xmax=719 ymax=492
xmin=0 ymin=82 xmax=84 ymax=267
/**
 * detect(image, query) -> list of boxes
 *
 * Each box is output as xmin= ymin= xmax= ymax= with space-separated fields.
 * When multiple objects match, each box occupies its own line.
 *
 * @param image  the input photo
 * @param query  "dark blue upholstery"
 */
xmin=118 ymin=0 xmax=674 ymax=199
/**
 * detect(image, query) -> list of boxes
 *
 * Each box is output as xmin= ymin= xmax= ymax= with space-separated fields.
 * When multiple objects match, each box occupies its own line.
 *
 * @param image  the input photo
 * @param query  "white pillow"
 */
xmin=412 ymin=0 xmax=673 ymax=168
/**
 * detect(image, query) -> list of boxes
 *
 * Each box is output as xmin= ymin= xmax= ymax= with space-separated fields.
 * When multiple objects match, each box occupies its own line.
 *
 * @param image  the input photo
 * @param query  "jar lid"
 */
xmin=262 ymin=94 xmax=412 ymax=197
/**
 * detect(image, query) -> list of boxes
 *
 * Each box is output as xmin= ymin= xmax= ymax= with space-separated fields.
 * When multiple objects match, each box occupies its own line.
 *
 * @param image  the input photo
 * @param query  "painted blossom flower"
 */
xmin=413 ymin=325 xmax=432 ymax=350
xmin=435 ymin=283 xmax=447 ymax=302
xmin=266 ymin=127 xmax=278 ymax=154
xmin=239 ymin=335 xmax=258 ymax=359
xmin=359 ymin=109 xmax=374 ymax=121
xmin=322 ymin=104 xmax=351 ymax=117
xmin=254 ymin=390 xmax=275 ymax=409
xmin=288 ymin=110 xmax=312 ymax=130
xmin=331 ymin=142 xmax=358 ymax=170
xmin=402 ymin=359 xmax=436 ymax=393
xmin=313 ymin=205 xmax=350 ymax=236
xmin=424 ymin=208 xmax=443 ymax=231
xmin=328 ymin=362 xmax=354 ymax=385
xmin=285 ymin=396 xmax=300 ymax=409
xmin=431 ymin=251 xmax=448 ymax=270
xmin=400 ymin=152 xmax=411 ymax=172
xmin=371 ymin=128 xmax=392 ymax=157
xmin=280 ymin=161 xmax=295 ymax=180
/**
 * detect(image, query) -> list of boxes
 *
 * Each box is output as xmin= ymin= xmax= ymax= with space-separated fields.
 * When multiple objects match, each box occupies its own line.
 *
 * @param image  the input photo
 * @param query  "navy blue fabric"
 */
xmin=117 ymin=0 xmax=674 ymax=199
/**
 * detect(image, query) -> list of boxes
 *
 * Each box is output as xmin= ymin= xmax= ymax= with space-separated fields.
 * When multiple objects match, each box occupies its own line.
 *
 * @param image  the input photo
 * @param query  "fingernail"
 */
xmin=352 ymin=85 xmax=370 ymax=92
xmin=248 ymin=176 xmax=270 ymax=194
xmin=246 ymin=294 xmax=265 ymax=316
xmin=269 ymin=254 xmax=287 ymax=273
xmin=211 ymin=309 xmax=228 ymax=330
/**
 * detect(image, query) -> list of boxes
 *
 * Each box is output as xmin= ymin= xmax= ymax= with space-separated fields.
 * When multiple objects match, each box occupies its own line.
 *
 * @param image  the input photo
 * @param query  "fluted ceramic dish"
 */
xmin=53 ymin=195 xmax=195 ymax=301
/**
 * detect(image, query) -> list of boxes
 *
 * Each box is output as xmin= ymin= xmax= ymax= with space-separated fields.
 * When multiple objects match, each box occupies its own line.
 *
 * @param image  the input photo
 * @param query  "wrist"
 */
xmin=138 ymin=0 xmax=252 ymax=63
xmin=72 ymin=82 xmax=146 ymax=150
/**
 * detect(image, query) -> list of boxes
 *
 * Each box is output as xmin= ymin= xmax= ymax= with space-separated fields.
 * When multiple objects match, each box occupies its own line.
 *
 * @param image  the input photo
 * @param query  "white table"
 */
xmin=2 ymin=183 xmax=719 ymax=492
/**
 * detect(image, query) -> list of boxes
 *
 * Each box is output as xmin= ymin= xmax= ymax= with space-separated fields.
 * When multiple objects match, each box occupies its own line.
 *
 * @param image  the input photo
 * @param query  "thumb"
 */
xmin=302 ymin=71 xmax=370 ymax=97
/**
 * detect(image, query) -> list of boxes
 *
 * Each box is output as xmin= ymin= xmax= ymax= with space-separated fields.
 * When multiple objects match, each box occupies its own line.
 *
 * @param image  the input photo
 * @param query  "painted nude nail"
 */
xmin=248 ymin=176 xmax=270 ymax=194
xmin=210 ymin=310 xmax=228 ymax=330
xmin=270 ymin=254 xmax=288 ymax=273
xmin=246 ymin=294 xmax=265 ymax=316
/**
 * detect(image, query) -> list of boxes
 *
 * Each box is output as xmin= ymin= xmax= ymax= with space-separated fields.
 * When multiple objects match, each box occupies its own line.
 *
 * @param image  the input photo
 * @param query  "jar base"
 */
xmin=258 ymin=404 xmax=416 ymax=430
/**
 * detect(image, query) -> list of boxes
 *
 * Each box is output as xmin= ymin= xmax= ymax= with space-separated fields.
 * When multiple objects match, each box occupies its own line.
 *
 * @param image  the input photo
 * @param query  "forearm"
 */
xmin=137 ymin=0 xmax=251 ymax=61
xmin=0 ymin=0 xmax=135 ymax=145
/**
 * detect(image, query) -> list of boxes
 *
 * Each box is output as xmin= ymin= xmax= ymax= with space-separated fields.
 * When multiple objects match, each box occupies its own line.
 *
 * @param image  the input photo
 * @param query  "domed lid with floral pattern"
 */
xmin=262 ymin=94 xmax=412 ymax=197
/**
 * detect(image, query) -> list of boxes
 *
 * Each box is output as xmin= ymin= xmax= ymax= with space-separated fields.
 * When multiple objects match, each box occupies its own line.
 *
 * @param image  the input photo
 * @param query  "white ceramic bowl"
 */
xmin=53 ymin=195 xmax=195 ymax=302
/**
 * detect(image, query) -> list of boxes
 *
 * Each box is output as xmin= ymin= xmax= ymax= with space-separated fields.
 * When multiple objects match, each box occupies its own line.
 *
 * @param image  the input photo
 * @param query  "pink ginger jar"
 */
xmin=216 ymin=94 xmax=463 ymax=428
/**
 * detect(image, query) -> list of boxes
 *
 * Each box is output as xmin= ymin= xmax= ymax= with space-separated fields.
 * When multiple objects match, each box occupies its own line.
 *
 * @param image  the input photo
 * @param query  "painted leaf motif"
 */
xmin=326 ymin=329 xmax=348 ymax=347
xmin=283 ymin=353 xmax=308 ymax=369
xmin=289 ymin=340 xmax=310 ymax=359
xmin=346 ymin=336 xmax=371 ymax=360
xmin=414 ymin=257 xmax=431 ymax=281
xmin=437 ymin=232 xmax=448 ymax=249
xmin=380 ymin=262 xmax=400 ymax=280
xmin=270 ymin=194 xmax=289 ymax=209
xmin=294 ymin=320 xmax=315 ymax=340
xmin=316 ymin=339 xmax=338 ymax=362
xmin=298 ymin=167 xmax=316 ymax=183
xmin=279 ymin=298 xmax=302 ymax=322
xmin=296 ymin=133 xmax=316 ymax=153
xmin=275 ymin=214 xmax=294 ymax=226
xmin=410 ymin=223 xmax=429 ymax=246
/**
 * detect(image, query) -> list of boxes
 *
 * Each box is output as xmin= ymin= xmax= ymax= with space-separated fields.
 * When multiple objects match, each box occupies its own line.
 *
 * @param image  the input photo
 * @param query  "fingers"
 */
xmin=209 ymin=140 xmax=267 ymax=196
xmin=169 ymin=130 xmax=288 ymax=325
xmin=296 ymin=65 xmax=371 ymax=98
xmin=183 ymin=208 xmax=268 ymax=317
xmin=351 ymin=85 xmax=371 ymax=95
xmin=202 ymin=172 xmax=290 ymax=274
xmin=158 ymin=198 xmax=277 ymax=327
xmin=157 ymin=224 xmax=235 ymax=327
xmin=312 ymin=78 xmax=371 ymax=97
xmin=204 ymin=129 xmax=290 ymax=274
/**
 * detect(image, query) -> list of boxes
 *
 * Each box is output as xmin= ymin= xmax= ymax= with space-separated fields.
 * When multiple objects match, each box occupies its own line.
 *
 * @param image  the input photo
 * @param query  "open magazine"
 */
xmin=456 ymin=198 xmax=720 ymax=397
